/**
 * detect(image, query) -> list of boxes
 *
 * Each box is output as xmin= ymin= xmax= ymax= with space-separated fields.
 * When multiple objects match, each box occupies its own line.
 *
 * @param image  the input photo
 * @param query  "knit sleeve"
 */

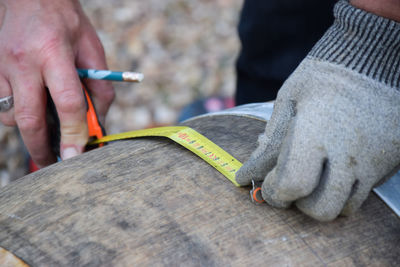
xmin=308 ymin=0 xmax=400 ymax=89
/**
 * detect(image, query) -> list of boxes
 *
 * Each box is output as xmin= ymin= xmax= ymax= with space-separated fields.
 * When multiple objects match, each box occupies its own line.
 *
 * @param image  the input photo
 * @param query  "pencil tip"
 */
xmin=123 ymin=72 xmax=144 ymax=82
xmin=136 ymin=73 xmax=144 ymax=82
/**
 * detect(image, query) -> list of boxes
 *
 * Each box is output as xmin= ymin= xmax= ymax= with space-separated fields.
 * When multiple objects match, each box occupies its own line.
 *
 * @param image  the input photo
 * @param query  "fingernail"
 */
xmin=61 ymin=146 xmax=79 ymax=160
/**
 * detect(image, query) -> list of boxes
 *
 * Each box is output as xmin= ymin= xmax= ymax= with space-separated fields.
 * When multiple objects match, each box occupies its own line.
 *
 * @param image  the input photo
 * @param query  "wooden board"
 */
xmin=0 ymin=115 xmax=398 ymax=266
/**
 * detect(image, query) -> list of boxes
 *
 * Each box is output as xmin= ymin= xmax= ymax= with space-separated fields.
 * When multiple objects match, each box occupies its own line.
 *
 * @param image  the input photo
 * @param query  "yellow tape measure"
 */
xmin=89 ymin=126 xmax=242 ymax=187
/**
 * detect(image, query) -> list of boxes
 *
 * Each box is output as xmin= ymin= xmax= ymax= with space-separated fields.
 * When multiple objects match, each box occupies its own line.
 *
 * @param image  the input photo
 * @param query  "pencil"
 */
xmin=77 ymin=69 xmax=144 ymax=83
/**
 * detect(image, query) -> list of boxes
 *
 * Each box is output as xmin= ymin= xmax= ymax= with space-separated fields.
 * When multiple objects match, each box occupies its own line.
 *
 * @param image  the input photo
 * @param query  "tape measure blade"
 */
xmin=170 ymin=128 xmax=241 ymax=187
xmin=89 ymin=126 xmax=242 ymax=187
xmin=90 ymin=126 xmax=186 ymax=144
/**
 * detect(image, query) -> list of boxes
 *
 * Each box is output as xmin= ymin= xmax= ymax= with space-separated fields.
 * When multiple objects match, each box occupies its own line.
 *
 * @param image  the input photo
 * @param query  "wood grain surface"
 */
xmin=0 ymin=115 xmax=398 ymax=266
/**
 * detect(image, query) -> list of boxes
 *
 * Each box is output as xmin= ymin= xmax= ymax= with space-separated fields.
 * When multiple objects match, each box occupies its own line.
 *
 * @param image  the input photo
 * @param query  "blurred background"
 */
xmin=0 ymin=0 xmax=243 ymax=184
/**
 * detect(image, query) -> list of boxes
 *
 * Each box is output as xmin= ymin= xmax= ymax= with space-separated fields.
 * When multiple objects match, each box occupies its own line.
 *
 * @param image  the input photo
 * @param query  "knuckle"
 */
xmin=4 ymin=31 xmax=64 ymax=70
xmin=15 ymin=113 xmax=43 ymax=133
xmin=61 ymin=123 xmax=87 ymax=138
xmin=283 ymin=182 xmax=310 ymax=198
xmin=235 ymin=168 xmax=251 ymax=185
xmin=6 ymin=45 xmax=31 ymax=71
xmin=9 ymin=46 xmax=27 ymax=63
xmin=39 ymin=34 xmax=65 ymax=59
xmin=56 ymin=90 xmax=85 ymax=114
xmin=65 ymin=10 xmax=81 ymax=33
xmin=35 ymin=23 xmax=69 ymax=54
xmin=60 ymin=123 xmax=88 ymax=147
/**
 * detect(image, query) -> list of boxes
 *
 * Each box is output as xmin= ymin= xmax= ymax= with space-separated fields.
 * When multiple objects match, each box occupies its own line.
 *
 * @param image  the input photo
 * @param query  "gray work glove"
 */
xmin=236 ymin=0 xmax=400 ymax=221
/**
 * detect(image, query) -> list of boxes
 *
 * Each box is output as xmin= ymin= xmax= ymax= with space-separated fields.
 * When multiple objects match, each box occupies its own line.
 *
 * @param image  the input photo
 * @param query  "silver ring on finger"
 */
xmin=0 ymin=95 xmax=13 ymax=112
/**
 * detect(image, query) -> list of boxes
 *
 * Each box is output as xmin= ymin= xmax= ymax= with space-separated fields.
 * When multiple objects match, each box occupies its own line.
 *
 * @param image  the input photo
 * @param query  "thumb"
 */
xmin=235 ymin=95 xmax=297 ymax=185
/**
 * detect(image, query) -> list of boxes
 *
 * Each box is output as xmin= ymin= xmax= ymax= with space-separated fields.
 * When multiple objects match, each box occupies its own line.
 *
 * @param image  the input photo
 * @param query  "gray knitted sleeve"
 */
xmin=308 ymin=0 xmax=400 ymax=89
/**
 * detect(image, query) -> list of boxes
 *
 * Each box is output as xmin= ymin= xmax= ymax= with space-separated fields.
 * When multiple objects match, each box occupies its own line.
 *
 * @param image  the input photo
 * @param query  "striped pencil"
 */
xmin=77 ymin=69 xmax=144 ymax=83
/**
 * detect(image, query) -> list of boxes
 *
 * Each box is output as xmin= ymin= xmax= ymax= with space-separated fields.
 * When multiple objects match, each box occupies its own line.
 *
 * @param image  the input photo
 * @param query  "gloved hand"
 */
xmin=236 ymin=0 xmax=400 ymax=221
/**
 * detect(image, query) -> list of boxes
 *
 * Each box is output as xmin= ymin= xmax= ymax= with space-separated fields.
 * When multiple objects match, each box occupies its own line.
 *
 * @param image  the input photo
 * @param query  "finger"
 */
xmin=342 ymin=155 xmax=400 ymax=216
xmin=76 ymin=26 xmax=115 ymax=124
xmin=11 ymin=71 xmax=56 ymax=168
xmin=341 ymin=165 xmax=399 ymax=216
xmin=235 ymin=93 xmax=298 ymax=186
xmin=261 ymin=167 xmax=291 ymax=208
xmin=295 ymin=163 xmax=355 ymax=222
xmin=0 ymin=75 xmax=16 ymax=126
xmin=261 ymin=121 xmax=327 ymax=208
xmin=42 ymin=45 xmax=88 ymax=160
xmin=340 ymin=176 xmax=372 ymax=216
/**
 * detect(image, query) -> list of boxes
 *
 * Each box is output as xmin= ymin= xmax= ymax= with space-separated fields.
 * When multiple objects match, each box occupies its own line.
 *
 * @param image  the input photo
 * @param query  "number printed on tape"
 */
xmin=90 ymin=126 xmax=242 ymax=187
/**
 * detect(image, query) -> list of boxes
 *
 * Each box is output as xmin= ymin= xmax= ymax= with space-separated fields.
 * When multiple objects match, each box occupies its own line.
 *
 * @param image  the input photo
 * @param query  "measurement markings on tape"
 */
xmin=90 ymin=126 xmax=242 ymax=187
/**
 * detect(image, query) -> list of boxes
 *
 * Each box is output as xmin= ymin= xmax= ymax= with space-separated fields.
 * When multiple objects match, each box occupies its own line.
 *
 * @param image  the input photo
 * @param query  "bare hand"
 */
xmin=0 ymin=0 xmax=114 ymax=168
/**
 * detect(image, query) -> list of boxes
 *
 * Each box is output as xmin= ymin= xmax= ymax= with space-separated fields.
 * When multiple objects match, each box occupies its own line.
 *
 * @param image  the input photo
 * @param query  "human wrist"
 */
xmin=308 ymin=0 xmax=400 ymax=89
xmin=351 ymin=0 xmax=400 ymax=22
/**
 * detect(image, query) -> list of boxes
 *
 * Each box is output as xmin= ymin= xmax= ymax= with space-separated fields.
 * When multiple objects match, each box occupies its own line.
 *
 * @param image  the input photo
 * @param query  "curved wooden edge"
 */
xmin=0 ymin=247 xmax=29 ymax=267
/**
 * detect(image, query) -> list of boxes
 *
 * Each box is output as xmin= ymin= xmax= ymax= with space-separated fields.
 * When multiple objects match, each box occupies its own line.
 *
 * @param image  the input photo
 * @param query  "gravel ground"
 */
xmin=0 ymin=0 xmax=243 ymax=183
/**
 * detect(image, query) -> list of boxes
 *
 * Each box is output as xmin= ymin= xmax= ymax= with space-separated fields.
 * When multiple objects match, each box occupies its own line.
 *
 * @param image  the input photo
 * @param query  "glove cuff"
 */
xmin=308 ymin=0 xmax=400 ymax=89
